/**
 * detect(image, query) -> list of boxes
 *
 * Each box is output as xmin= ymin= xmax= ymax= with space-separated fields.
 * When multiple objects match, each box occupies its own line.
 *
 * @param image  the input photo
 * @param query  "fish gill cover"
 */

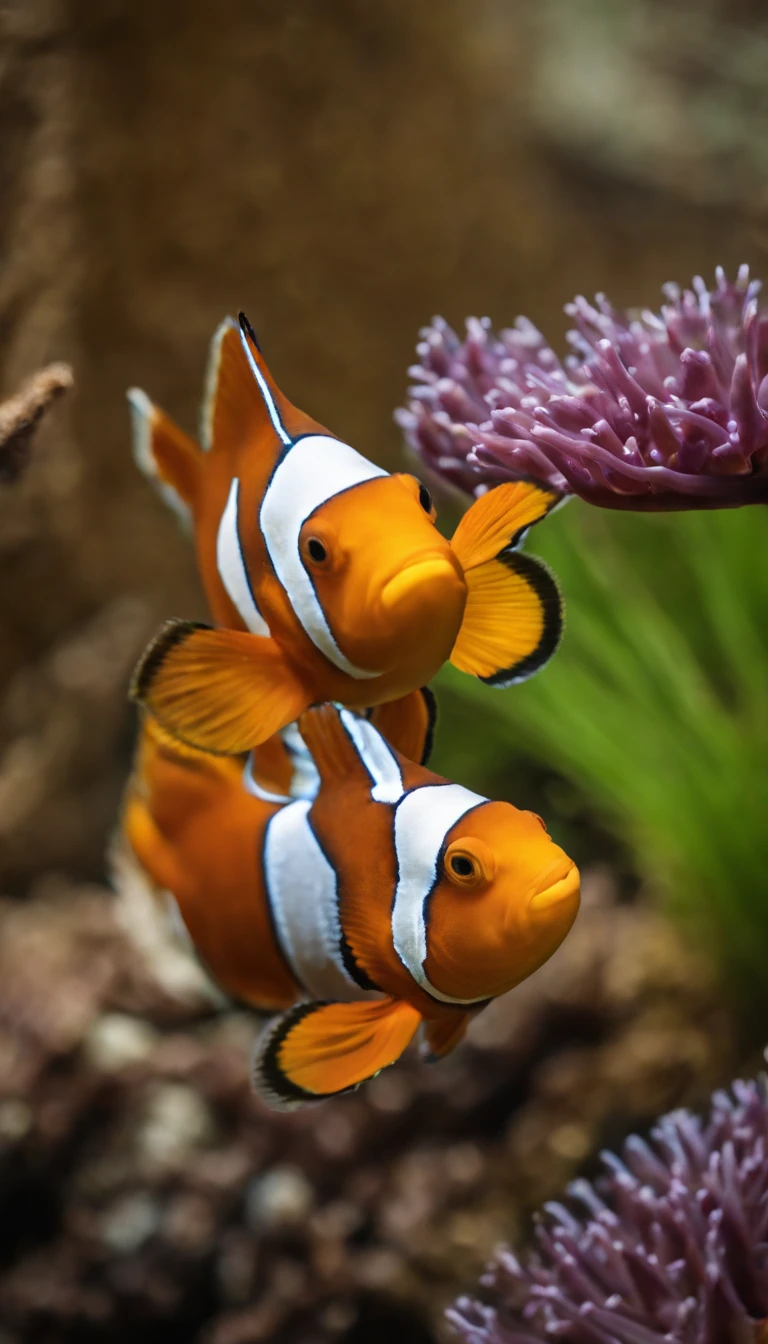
xmin=450 ymin=1068 xmax=768 ymax=1344
xmin=398 ymin=266 xmax=768 ymax=510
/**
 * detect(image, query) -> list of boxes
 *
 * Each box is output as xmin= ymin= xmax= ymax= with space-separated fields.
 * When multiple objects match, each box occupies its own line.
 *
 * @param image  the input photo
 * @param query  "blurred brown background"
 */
xmin=3 ymin=0 xmax=761 ymax=888
xmin=0 ymin=2 xmax=763 ymax=1340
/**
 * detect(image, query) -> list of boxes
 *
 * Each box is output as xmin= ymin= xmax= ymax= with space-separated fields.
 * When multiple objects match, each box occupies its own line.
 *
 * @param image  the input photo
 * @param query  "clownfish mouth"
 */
xmin=379 ymin=556 xmax=464 ymax=613
xmin=528 ymin=862 xmax=580 ymax=913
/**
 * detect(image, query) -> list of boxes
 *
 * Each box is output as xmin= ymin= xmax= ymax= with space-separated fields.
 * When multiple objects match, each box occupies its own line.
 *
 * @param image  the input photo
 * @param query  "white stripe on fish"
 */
xmin=263 ymin=800 xmax=380 ymax=1002
xmin=339 ymin=709 xmax=403 ymax=803
xmin=391 ymin=783 xmax=488 ymax=1005
xmin=259 ymin=435 xmax=386 ymax=679
xmin=216 ymin=478 xmax=270 ymax=636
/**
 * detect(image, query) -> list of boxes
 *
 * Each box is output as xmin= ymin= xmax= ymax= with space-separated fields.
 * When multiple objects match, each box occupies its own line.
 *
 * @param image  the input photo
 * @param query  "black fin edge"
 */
xmin=418 ymin=685 xmax=438 ymax=766
xmin=129 ymin=618 xmax=212 ymax=702
xmin=480 ymin=550 xmax=563 ymax=688
xmin=238 ymin=311 xmax=262 ymax=353
xmin=505 ymin=481 xmax=563 ymax=548
xmin=253 ymin=1001 xmax=360 ymax=1109
xmin=466 ymin=478 xmax=562 ymax=551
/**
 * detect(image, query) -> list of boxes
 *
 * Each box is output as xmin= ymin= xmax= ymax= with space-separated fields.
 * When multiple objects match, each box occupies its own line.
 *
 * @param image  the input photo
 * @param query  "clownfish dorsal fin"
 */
xmin=298 ymin=705 xmax=405 ymax=804
xmin=449 ymin=481 xmax=564 ymax=687
xmin=200 ymin=315 xmax=287 ymax=459
xmin=131 ymin=619 xmax=311 ymax=753
xmin=127 ymin=388 xmax=202 ymax=527
xmin=252 ymin=997 xmax=422 ymax=1110
xmin=200 ymin=312 xmax=332 ymax=462
xmin=368 ymin=687 xmax=437 ymax=766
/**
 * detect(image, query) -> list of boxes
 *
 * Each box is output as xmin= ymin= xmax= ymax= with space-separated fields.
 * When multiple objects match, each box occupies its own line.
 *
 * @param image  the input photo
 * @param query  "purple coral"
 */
xmin=449 ymin=1073 xmax=768 ymax=1344
xmin=398 ymin=267 xmax=768 ymax=510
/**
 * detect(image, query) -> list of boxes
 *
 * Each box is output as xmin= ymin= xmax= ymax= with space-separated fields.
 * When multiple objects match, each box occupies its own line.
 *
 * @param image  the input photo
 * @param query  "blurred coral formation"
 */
xmin=451 ymin=1071 xmax=768 ymax=1342
xmin=400 ymin=267 xmax=768 ymax=509
xmin=0 ymin=0 xmax=766 ymax=1341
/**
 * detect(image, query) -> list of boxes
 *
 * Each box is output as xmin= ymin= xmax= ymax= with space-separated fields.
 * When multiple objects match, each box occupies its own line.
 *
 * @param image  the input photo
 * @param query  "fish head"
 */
xmin=423 ymin=801 xmax=580 ymax=1003
xmin=298 ymin=472 xmax=466 ymax=678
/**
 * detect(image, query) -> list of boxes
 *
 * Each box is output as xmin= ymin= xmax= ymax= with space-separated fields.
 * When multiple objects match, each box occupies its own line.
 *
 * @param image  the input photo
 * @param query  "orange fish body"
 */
xmin=128 ymin=316 xmax=563 ymax=755
xmin=123 ymin=719 xmax=297 ymax=1012
xmin=123 ymin=705 xmax=579 ymax=1109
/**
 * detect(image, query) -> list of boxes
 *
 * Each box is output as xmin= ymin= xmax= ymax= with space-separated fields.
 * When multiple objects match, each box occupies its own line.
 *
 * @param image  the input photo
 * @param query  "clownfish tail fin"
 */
xmin=449 ymin=481 xmax=564 ymax=687
xmin=131 ymin=619 xmax=310 ymax=755
xmin=252 ymin=997 xmax=422 ymax=1111
xmin=127 ymin=388 xmax=202 ymax=528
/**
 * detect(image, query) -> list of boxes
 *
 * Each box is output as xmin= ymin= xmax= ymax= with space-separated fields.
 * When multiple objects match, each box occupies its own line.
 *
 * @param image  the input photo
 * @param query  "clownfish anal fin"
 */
xmin=450 ymin=480 xmax=561 ymax=573
xmin=368 ymin=687 xmax=437 ymax=766
xmin=252 ymin=997 xmax=422 ymax=1110
xmin=127 ymin=388 xmax=201 ymax=525
xmin=450 ymin=549 xmax=562 ymax=686
xmin=131 ymin=620 xmax=310 ymax=754
xmin=421 ymin=1011 xmax=471 ymax=1062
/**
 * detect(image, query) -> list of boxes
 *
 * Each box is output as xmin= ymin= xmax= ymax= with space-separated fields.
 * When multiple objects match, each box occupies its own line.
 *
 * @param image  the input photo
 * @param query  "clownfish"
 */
xmin=127 ymin=314 xmax=562 ymax=757
xmin=122 ymin=703 xmax=580 ymax=1109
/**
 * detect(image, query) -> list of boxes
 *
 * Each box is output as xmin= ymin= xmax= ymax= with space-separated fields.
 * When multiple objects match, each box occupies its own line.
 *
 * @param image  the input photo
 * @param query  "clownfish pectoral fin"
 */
xmin=252 ymin=997 xmax=422 ymax=1110
xmin=131 ymin=620 xmax=311 ymax=754
xmin=368 ymin=687 xmax=437 ymax=766
xmin=127 ymin=388 xmax=202 ymax=527
xmin=449 ymin=480 xmax=561 ymax=572
xmin=449 ymin=481 xmax=563 ymax=687
xmin=421 ymin=1011 xmax=472 ymax=1062
xmin=449 ymin=549 xmax=562 ymax=686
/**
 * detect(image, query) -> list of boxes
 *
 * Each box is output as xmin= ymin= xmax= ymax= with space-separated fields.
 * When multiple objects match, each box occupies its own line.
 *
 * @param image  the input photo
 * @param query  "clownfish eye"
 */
xmin=450 ymin=854 xmax=475 ymax=878
xmin=418 ymin=483 xmax=433 ymax=513
xmin=445 ymin=838 xmax=497 ymax=888
xmin=306 ymin=537 xmax=328 ymax=564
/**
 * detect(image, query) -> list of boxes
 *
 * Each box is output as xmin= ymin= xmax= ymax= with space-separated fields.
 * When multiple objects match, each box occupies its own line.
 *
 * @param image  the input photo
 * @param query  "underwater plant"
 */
xmin=449 ymin=1069 xmax=768 ymax=1344
xmin=398 ymin=266 xmax=768 ymax=510
xmin=436 ymin=496 xmax=768 ymax=1013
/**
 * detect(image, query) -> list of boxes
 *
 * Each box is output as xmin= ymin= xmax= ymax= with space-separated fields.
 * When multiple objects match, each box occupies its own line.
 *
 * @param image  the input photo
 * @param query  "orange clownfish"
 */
xmin=127 ymin=315 xmax=563 ymax=756
xmin=123 ymin=703 xmax=580 ymax=1109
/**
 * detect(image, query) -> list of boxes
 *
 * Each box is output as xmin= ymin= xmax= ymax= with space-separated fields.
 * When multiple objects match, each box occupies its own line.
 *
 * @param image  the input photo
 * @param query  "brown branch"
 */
xmin=0 ymin=362 xmax=74 ymax=483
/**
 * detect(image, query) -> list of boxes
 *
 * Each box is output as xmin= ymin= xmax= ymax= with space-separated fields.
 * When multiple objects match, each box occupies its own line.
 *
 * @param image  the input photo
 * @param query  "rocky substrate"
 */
xmin=0 ymin=868 xmax=739 ymax=1344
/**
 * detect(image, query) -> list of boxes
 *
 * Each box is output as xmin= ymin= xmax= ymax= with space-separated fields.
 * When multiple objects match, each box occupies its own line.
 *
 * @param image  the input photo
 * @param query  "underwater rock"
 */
xmin=0 ymin=870 xmax=739 ymax=1342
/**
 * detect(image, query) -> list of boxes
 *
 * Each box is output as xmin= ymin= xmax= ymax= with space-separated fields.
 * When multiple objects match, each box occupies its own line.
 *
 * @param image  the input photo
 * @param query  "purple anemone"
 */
xmin=449 ymin=1072 xmax=768 ymax=1344
xmin=398 ymin=267 xmax=768 ymax=510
